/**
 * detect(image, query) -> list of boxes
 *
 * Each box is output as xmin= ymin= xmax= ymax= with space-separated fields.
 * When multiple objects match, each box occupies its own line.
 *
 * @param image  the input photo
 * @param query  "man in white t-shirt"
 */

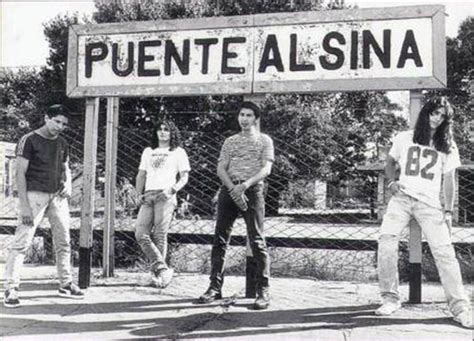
xmin=376 ymin=97 xmax=472 ymax=329
xmin=135 ymin=120 xmax=190 ymax=288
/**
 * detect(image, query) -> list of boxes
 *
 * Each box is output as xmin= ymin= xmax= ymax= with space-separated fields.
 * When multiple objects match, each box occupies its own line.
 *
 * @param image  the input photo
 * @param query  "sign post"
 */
xmin=79 ymin=98 xmax=99 ymax=288
xmin=103 ymin=97 xmax=119 ymax=277
xmin=408 ymin=90 xmax=423 ymax=304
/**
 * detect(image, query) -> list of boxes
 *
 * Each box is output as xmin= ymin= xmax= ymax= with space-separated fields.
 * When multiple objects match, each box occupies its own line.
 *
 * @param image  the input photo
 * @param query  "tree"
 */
xmin=0 ymin=68 xmax=43 ymax=142
xmin=427 ymin=17 xmax=474 ymax=161
xmin=258 ymin=91 xmax=406 ymax=214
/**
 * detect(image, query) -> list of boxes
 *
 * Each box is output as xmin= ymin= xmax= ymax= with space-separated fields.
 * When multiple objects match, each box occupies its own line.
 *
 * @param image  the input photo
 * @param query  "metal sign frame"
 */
xmin=67 ymin=5 xmax=446 ymax=97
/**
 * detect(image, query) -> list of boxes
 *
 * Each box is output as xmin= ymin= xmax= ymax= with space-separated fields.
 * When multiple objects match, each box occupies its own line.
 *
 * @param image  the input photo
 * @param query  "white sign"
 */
xmin=67 ymin=5 xmax=446 ymax=97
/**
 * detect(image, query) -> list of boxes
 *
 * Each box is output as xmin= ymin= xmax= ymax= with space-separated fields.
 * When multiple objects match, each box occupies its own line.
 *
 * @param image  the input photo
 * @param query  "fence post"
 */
xmin=79 ymin=98 xmax=99 ymax=289
xmin=245 ymin=237 xmax=257 ymax=298
xmin=103 ymin=97 xmax=119 ymax=277
xmin=408 ymin=90 xmax=423 ymax=303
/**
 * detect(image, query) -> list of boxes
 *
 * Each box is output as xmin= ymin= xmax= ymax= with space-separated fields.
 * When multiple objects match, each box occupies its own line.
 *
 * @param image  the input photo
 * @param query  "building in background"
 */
xmin=0 ymin=141 xmax=17 ymax=218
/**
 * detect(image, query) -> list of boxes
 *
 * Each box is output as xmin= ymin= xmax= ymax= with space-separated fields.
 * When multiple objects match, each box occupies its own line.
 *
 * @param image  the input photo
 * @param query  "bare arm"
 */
xmin=385 ymin=155 xmax=403 ymax=194
xmin=384 ymin=155 xmax=398 ymax=182
xmin=135 ymin=170 xmax=146 ymax=195
xmin=242 ymin=160 xmax=272 ymax=189
xmin=158 ymin=170 xmax=190 ymax=201
xmin=16 ymin=156 xmax=33 ymax=225
xmin=217 ymin=158 xmax=249 ymax=210
xmin=172 ymin=170 xmax=189 ymax=192
xmin=443 ymin=169 xmax=456 ymax=212
xmin=230 ymin=160 xmax=273 ymax=202
xmin=135 ymin=170 xmax=146 ymax=205
xmin=59 ymin=157 xmax=72 ymax=198
xmin=217 ymin=158 xmax=235 ymax=190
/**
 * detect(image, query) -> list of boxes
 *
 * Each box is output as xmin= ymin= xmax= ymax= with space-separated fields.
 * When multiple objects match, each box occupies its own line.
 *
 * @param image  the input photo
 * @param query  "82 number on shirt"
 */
xmin=405 ymin=146 xmax=438 ymax=180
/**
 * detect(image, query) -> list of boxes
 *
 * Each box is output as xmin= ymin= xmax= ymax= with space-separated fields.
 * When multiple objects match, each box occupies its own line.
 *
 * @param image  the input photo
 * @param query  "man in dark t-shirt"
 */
xmin=3 ymin=104 xmax=84 ymax=308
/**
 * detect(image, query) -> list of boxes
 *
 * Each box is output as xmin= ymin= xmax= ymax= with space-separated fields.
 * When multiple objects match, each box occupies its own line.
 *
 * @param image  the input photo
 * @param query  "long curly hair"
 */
xmin=150 ymin=119 xmax=182 ymax=151
xmin=413 ymin=97 xmax=454 ymax=154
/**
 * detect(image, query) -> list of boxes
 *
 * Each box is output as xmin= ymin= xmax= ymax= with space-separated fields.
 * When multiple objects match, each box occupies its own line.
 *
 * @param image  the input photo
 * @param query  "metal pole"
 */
xmin=79 ymin=98 xmax=100 ymax=289
xmin=103 ymin=97 xmax=119 ymax=277
xmin=408 ymin=90 xmax=423 ymax=303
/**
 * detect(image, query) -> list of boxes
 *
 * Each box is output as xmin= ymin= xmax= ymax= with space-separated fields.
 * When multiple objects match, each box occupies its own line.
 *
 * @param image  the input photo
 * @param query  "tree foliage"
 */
xmin=1 ymin=14 xmax=84 ymax=138
xmin=427 ymin=17 xmax=474 ymax=161
xmin=0 ymin=68 xmax=43 ymax=141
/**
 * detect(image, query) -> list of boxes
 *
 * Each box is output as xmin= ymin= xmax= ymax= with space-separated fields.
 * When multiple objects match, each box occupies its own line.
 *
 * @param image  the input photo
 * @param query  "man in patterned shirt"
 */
xmin=198 ymin=101 xmax=274 ymax=310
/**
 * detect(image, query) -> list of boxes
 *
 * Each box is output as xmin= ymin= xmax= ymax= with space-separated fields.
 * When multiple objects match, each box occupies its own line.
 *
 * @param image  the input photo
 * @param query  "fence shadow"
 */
xmin=1 ymin=299 xmax=460 ymax=339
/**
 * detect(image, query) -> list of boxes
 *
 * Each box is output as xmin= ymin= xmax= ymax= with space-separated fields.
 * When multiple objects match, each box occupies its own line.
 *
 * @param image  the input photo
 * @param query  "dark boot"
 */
xmin=197 ymin=286 xmax=222 ymax=304
xmin=253 ymin=287 xmax=270 ymax=310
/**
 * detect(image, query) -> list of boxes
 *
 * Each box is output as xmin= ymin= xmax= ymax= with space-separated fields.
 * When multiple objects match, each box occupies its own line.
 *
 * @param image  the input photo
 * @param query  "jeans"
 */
xmin=135 ymin=190 xmax=176 ymax=272
xmin=209 ymin=183 xmax=270 ymax=291
xmin=378 ymin=192 xmax=470 ymax=315
xmin=5 ymin=191 xmax=72 ymax=290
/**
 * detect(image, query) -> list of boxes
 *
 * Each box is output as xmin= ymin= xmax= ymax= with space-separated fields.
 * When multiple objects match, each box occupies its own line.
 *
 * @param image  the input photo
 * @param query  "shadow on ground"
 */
xmin=1 ymin=297 xmax=458 ymax=339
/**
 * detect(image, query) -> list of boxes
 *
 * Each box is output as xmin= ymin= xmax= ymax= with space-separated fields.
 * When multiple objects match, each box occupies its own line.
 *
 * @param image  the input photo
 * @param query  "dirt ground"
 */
xmin=0 ymin=264 xmax=473 ymax=340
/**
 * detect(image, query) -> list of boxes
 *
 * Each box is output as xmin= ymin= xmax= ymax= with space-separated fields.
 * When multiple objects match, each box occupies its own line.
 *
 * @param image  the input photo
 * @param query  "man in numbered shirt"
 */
xmin=376 ymin=97 xmax=472 ymax=329
xmin=198 ymin=101 xmax=274 ymax=310
xmin=4 ymin=104 xmax=84 ymax=308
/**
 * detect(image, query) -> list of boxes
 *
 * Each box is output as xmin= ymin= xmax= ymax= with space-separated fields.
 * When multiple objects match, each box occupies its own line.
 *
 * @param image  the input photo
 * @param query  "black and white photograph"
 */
xmin=1 ymin=0 xmax=473 ymax=339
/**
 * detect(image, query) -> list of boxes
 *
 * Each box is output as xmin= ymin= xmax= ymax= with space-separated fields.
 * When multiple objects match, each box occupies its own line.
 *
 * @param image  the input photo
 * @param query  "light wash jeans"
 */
xmin=135 ymin=190 xmax=176 ymax=273
xmin=5 ymin=191 xmax=72 ymax=290
xmin=378 ymin=192 xmax=470 ymax=315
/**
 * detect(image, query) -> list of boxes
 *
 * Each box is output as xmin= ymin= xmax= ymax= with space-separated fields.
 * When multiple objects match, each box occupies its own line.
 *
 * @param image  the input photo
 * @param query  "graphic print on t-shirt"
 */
xmin=151 ymin=151 xmax=168 ymax=169
xmin=389 ymin=130 xmax=461 ymax=209
xmin=404 ymin=146 xmax=438 ymax=180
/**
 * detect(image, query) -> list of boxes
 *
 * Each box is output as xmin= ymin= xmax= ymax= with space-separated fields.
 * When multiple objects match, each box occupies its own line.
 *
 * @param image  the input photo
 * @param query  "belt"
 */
xmin=231 ymin=180 xmax=264 ymax=188
xmin=144 ymin=189 xmax=165 ymax=193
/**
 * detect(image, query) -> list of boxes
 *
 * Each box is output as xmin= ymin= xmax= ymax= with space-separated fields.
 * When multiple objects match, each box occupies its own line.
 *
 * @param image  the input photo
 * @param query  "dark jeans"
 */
xmin=209 ymin=183 xmax=270 ymax=291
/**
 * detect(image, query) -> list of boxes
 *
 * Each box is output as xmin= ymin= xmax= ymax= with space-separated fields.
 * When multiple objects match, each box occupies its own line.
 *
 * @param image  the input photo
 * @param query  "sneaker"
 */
xmin=375 ymin=301 xmax=401 ymax=316
xmin=155 ymin=268 xmax=174 ymax=289
xmin=197 ymin=287 xmax=222 ymax=304
xmin=453 ymin=310 xmax=474 ymax=329
xmin=58 ymin=282 xmax=85 ymax=299
xmin=3 ymin=288 xmax=20 ymax=308
xmin=254 ymin=287 xmax=270 ymax=310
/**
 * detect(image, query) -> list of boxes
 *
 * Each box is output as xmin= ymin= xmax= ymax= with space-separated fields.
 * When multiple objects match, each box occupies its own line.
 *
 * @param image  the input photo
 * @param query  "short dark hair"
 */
xmin=47 ymin=104 xmax=70 ymax=119
xmin=240 ymin=101 xmax=261 ymax=119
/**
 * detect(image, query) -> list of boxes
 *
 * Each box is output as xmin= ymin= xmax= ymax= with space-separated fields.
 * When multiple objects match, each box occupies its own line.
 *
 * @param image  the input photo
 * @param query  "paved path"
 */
xmin=1 ymin=264 xmax=472 ymax=340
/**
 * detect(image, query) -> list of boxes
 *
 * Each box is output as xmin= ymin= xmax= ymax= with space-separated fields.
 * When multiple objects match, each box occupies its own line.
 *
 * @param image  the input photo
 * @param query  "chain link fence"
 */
xmin=1 ymin=113 xmax=473 ymax=282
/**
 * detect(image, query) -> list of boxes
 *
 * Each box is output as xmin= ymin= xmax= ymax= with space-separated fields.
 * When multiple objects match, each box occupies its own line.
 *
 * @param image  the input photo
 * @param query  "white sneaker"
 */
xmin=156 ymin=268 xmax=174 ymax=289
xmin=3 ymin=288 xmax=20 ymax=308
xmin=375 ymin=301 xmax=401 ymax=316
xmin=453 ymin=310 xmax=473 ymax=329
xmin=151 ymin=268 xmax=174 ymax=289
xmin=58 ymin=282 xmax=85 ymax=300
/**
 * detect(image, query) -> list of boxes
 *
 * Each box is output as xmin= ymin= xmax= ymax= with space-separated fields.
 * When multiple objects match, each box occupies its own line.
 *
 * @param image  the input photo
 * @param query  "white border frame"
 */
xmin=67 ymin=5 xmax=446 ymax=97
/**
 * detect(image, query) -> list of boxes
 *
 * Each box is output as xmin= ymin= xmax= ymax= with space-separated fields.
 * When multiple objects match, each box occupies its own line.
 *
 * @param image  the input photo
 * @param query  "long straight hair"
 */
xmin=413 ymin=97 xmax=454 ymax=154
xmin=150 ymin=120 xmax=182 ymax=151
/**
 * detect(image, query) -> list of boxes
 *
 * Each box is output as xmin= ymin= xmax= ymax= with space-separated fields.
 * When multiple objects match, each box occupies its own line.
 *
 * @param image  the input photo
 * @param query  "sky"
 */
xmin=1 ymin=0 xmax=473 ymax=68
